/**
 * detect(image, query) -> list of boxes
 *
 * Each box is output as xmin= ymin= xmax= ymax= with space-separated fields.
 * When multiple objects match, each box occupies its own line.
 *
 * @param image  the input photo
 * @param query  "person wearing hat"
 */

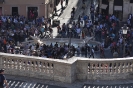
xmin=0 ymin=69 xmax=9 ymax=88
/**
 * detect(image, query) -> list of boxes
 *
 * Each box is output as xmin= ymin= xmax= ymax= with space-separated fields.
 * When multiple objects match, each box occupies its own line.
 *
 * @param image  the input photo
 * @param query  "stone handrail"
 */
xmin=0 ymin=53 xmax=133 ymax=83
xmin=0 ymin=53 xmax=76 ymax=83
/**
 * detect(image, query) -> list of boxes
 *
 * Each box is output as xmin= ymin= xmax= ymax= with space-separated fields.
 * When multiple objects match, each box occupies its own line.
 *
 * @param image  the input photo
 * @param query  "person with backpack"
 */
xmin=0 ymin=69 xmax=9 ymax=88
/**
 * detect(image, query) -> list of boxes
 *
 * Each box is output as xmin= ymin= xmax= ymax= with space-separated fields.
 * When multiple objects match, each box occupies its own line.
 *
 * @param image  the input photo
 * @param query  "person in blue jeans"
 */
xmin=0 ymin=69 xmax=9 ymax=88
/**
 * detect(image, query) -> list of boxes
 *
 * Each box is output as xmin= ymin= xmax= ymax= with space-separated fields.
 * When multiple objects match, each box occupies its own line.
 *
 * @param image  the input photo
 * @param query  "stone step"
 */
xmin=7 ymin=79 xmax=66 ymax=88
xmin=82 ymin=83 xmax=133 ymax=88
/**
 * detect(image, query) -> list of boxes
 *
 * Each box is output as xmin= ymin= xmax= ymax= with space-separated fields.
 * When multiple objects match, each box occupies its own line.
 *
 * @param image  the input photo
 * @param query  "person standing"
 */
xmin=89 ymin=46 xmax=95 ymax=58
xmin=66 ymin=0 xmax=68 ymax=6
xmin=0 ymin=69 xmax=9 ymax=88
xmin=61 ymin=0 xmax=64 ymax=10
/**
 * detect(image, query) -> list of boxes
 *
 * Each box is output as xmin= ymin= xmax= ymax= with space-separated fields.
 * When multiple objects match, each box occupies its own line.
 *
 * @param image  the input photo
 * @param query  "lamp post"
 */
xmin=121 ymin=24 xmax=128 ymax=57
xmin=68 ymin=23 xmax=73 ymax=47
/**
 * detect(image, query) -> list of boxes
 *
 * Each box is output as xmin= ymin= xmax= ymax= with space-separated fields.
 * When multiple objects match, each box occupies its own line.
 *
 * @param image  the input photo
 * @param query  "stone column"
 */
xmin=99 ymin=0 xmax=102 ymax=13
xmin=76 ymin=60 xmax=88 ymax=80
xmin=109 ymin=0 xmax=114 ymax=15
xmin=123 ymin=0 xmax=130 ymax=21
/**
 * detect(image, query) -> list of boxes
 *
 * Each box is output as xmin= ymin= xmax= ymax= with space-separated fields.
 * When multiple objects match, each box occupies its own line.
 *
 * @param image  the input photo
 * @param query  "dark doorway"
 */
xmin=113 ymin=0 xmax=123 ymax=20
xmin=101 ymin=0 xmax=109 ymax=15
xmin=12 ymin=7 xmax=18 ymax=16
xmin=101 ymin=5 xmax=109 ymax=15
xmin=114 ymin=11 xmax=123 ymax=21
xmin=27 ymin=7 xmax=38 ymax=21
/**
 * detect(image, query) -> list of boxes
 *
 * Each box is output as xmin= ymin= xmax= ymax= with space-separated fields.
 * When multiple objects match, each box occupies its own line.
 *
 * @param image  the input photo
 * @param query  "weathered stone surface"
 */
xmin=1 ymin=53 xmax=133 ymax=83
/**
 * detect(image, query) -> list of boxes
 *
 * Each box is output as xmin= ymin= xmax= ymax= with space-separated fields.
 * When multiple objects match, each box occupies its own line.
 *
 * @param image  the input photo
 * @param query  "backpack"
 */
xmin=91 ymin=48 xmax=94 ymax=54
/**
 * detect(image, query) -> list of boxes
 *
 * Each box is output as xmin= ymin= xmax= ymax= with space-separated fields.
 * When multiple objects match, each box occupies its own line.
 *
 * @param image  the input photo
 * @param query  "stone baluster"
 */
xmin=16 ymin=59 xmax=19 ymax=70
xmin=104 ymin=63 xmax=108 ymax=74
xmin=88 ymin=63 xmax=90 ymax=74
xmin=8 ymin=59 xmax=11 ymax=69
xmin=49 ymin=63 xmax=52 ymax=74
xmin=130 ymin=62 xmax=133 ymax=72
xmin=91 ymin=63 xmax=94 ymax=74
xmin=34 ymin=60 xmax=37 ymax=72
xmin=25 ymin=60 xmax=28 ymax=71
xmin=14 ymin=59 xmax=17 ymax=70
xmin=127 ymin=62 xmax=130 ymax=72
xmin=29 ymin=60 xmax=33 ymax=72
xmin=35 ymin=60 xmax=38 ymax=72
xmin=123 ymin=63 xmax=126 ymax=73
xmin=6 ymin=58 xmax=9 ymax=69
xmin=115 ymin=63 xmax=118 ymax=74
xmin=27 ymin=60 xmax=30 ymax=71
xmin=101 ymin=63 xmax=104 ymax=74
xmin=12 ymin=59 xmax=16 ymax=69
xmin=47 ymin=63 xmax=50 ymax=74
xmin=119 ymin=62 xmax=122 ymax=73
xmin=28 ymin=60 xmax=32 ymax=72
xmin=107 ymin=63 xmax=110 ymax=74
xmin=13 ymin=59 xmax=16 ymax=69
xmin=29 ymin=60 xmax=32 ymax=72
xmin=93 ymin=64 xmax=96 ymax=75
xmin=43 ymin=62 xmax=46 ymax=73
xmin=32 ymin=60 xmax=36 ymax=72
xmin=99 ymin=63 xmax=102 ymax=74
xmin=36 ymin=61 xmax=40 ymax=72
xmin=51 ymin=63 xmax=54 ymax=73
xmin=121 ymin=63 xmax=124 ymax=73
xmin=22 ymin=60 xmax=25 ymax=71
xmin=19 ymin=59 xmax=22 ymax=70
xmin=1 ymin=58 xmax=5 ymax=69
xmin=96 ymin=63 xmax=99 ymax=75
xmin=39 ymin=61 xmax=43 ymax=73
xmin=111 ymin=63 xmax=115 ymax=74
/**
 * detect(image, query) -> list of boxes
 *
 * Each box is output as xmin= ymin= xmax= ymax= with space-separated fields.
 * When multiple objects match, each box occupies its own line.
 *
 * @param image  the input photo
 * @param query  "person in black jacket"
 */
xmin=0 ymin=69 xmax=9 ymax=88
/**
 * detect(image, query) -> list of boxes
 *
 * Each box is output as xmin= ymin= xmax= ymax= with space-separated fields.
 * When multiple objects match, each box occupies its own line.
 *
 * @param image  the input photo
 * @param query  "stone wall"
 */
xmin=1 ymin=53 xmax=133 ymax=83
xmin=0 ymin=53 xmax=76 ymax=83
xmin=0 ymin=0 xmax=55 ymax=17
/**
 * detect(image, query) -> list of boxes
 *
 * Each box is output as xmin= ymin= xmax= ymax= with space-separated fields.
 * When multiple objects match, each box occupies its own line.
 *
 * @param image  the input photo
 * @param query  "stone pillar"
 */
xmin=54 ymin=62 xmax=76 ymax=83
xmin=99 ymin=0 xmax=102 ymax=13
xmin=123 ymin=0 xmax=130 ymax=21
xmin=76 ymin=61 xmax=88 ymax=80
xmin=109 ymin=0 xmax=114 ymax=15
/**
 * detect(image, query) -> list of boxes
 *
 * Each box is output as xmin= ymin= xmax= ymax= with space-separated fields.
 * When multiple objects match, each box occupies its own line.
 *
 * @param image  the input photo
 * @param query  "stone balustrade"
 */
xmin=1 ymin=53 xmax=133 ymax=83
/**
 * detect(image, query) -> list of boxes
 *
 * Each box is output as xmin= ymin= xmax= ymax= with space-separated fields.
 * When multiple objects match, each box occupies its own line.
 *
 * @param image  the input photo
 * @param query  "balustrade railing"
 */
xmin=1 ymin=53 xmax=133 ymax=83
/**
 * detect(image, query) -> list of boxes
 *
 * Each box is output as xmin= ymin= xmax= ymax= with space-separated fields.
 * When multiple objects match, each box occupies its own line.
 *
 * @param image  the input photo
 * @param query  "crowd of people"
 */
xmin=56 ymin=0 xmax=133 ymax=58
xmin=0 ymin=0 xmax=133 ymax=59
xmin=0 ymin=15 xmax=54 ymax=54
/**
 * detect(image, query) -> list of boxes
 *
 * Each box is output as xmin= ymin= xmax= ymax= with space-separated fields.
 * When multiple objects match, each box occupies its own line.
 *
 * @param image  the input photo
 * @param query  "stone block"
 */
xmin=54 ymin=76 xmax=66 ymax=82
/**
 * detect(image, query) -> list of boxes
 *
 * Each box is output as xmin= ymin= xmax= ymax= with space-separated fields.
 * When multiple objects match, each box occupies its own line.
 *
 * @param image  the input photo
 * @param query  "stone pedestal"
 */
xmin=109 ymin=0 xmax=114 ymax=15
xmin=123 ymin=0 xmax=130 ymax=21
